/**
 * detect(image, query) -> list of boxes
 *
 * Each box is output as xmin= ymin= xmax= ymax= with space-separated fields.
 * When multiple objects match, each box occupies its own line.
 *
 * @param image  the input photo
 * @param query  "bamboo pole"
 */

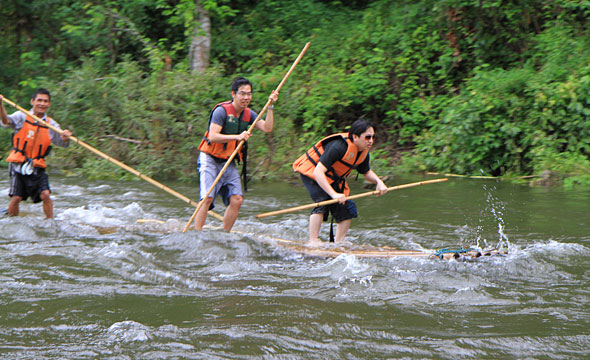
xmin=1 ymin=96 xmax=223 ymax=221
xmin=425 ymin=172 xmax=496 ymax=179
xmin=182 ymin=42 xmax=311 ymax=232
xmin=256 ymin=178 xmax=448 ymax=218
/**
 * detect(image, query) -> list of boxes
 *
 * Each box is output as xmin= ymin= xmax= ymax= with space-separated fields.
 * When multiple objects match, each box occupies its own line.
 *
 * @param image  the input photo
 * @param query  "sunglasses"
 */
xmin=364 ymin=134 xmax=376 ymax=140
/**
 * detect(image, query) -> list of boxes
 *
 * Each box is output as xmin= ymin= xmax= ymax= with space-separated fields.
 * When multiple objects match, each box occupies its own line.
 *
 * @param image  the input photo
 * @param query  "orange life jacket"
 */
xmin=198 ymin=101 xmax=252 ymax=161
xmin=293 ymin=133 xmax=368 ymax=195
xmin=6 ymin=115 xmax=53 ymax=168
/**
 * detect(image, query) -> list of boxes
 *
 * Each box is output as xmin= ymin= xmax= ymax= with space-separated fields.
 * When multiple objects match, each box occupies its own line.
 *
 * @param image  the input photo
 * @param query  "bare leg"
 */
xmin=222 ymin=195 xmax=243 ymax=232
xmin=40 ymin=190 xmax=53 ymax=219
xmin=335 ymin=219 xmax=352 ymax=242
xmin=8 ymin=195 xmax=22 ymax=216
xmin=194 ymin=197 xmax=214 ymax=230
xmin=308 ymin=213 xmax=324 ymax=244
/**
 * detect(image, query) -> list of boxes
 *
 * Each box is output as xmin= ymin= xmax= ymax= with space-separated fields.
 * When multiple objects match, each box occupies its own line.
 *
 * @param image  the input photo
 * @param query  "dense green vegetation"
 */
xmin=1 ymin=0 xmax=590 ymax=186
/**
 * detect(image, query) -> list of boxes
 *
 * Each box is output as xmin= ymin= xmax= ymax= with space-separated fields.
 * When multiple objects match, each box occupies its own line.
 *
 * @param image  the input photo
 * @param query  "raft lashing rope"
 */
xmin=433 ymin=247 xmax=507 ymax=260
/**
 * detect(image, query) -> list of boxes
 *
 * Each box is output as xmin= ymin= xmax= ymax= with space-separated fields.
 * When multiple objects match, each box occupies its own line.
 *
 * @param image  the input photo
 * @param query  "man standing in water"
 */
xmin=0 ymin=89 xmax=72 ymax=218
xmin=195 ymin=77 xmax=278 ymax=231
xmin=293 ymin=119 xmax=388 ymax=244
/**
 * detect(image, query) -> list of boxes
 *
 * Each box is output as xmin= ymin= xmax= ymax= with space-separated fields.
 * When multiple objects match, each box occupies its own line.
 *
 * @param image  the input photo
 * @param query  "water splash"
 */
xmin=482 ymin=184 xmax=510 ymax=251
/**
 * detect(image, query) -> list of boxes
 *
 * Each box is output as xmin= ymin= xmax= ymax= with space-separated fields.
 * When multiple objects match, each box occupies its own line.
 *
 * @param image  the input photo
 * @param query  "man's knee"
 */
xmin=229 ymin=195 xmax=243 ymax=207
xmin=199 ymin=197 xmax=214 ymax=210
xmin=40 ymin=190 xmax=51 ymax=201
xmin=10 ymin=195 xmax=22 ymax=203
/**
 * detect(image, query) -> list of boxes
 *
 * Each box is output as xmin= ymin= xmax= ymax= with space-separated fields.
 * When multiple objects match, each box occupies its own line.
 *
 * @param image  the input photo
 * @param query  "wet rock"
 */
xmin=530 ymin=170 xmax=561 ymax=186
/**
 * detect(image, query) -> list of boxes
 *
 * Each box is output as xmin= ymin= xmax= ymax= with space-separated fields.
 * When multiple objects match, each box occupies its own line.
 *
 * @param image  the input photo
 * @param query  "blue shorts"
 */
xmin=197 ymin=152 xmax=243 ymax=210
xmin=299 ymin=174 xmax=357 ymax=223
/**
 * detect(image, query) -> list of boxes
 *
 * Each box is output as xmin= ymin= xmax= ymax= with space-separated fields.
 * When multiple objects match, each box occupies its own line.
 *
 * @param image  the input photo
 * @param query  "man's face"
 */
xmin=353 ymin=127 xmax=375 ymax=151
xmin=232 ymin=85 xmax=252 ymax=109
xmin=31 ymin=94 xmax=51 ymax=116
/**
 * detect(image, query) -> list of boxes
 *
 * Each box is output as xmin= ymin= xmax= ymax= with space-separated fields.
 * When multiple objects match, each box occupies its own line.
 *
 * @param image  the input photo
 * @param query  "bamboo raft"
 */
xmin=253 ymin=233 xmax=506 ymax=260
xmin=137 ymin=219 xmax=507 ymax=260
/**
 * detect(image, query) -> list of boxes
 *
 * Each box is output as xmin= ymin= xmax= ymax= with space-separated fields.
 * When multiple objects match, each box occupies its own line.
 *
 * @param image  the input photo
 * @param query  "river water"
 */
xmin=0 ymin=171 xmax=588 ymax=359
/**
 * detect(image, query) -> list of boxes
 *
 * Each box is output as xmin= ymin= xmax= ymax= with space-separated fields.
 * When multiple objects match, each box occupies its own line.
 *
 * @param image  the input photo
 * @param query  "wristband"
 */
xmin=268 ymin=106 xmax=274 ymax=110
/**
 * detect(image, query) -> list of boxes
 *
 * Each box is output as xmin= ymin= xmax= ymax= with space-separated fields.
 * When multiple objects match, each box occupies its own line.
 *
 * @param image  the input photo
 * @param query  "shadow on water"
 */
xmin=0 ymin=173 xmax=589 ymax=358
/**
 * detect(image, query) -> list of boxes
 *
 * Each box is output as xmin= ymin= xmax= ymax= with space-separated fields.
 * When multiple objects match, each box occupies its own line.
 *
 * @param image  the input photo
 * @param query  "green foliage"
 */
xmin=45 ymin=58 xmax=230 ymax=182
xmin=2 ymin=0 xmax=590 ymax=187
xmin=532 ymin=149 xmax=590 ymax=188
xmin=405 ymin=21 xmax=590 ymax=180
xmin=75 ymin=156 xmax=135 ymax=181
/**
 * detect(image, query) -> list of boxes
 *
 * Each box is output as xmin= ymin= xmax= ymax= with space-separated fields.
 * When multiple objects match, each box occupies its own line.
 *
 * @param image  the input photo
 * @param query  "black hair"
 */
xmin=231 ymin=77 xmax=253 ymax=93
xmin=32 ymin=88 xmax=51 ymax=101
xmin=348 ymin=118 xmax=374 ymax=138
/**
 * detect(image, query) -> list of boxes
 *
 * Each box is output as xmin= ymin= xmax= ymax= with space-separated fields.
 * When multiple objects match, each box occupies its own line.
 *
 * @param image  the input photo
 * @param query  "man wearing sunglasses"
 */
xmin=293 ymin=118 xmax=387 ymax=244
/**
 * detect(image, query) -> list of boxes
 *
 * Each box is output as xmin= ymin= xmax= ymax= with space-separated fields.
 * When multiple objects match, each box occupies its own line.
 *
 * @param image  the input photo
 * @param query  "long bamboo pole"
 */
xmin=182 ymin=42 xmax=311 ymax=232
xmin=256 ymin=178 xmax=449 ymax=218
xmin=1 ymin=96 xmax=223 ymax=221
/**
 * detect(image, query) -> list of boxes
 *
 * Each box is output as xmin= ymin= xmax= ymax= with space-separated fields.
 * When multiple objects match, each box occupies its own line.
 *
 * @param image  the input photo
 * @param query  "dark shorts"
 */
xmin=9 ymin=166 xmax=50 ymax=203
xmin=299 ymin=174 xmax=357 ymax=223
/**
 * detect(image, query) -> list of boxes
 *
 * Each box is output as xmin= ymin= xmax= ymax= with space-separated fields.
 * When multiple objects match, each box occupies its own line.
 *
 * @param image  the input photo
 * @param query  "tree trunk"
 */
xmin=188 ymin=0 xmax=210 ymax=72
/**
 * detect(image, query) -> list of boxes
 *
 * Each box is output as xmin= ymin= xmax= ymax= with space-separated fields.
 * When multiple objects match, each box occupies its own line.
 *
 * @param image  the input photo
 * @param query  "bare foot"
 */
xmin=305 ymin=239 xmax=325 ymax=248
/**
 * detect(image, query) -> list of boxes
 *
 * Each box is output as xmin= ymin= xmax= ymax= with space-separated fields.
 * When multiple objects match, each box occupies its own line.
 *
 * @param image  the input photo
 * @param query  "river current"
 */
xmin=0 ymin=171 xmax=588 ymax=359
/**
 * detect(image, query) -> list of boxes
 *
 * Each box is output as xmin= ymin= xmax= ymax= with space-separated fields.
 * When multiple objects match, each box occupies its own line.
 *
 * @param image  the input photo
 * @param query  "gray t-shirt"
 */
xmin=1 ymin=110 xmax=69 ymax=148
xmin=210 ymin=106 xmax=257 ymax=130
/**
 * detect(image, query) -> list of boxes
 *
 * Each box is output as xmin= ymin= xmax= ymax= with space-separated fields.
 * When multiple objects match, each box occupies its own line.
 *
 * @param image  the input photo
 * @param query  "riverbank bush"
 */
xmin=401 ymin=23 xmax=590 ymax=185
xmin=2 ymin=0 xmax=590 ymax=187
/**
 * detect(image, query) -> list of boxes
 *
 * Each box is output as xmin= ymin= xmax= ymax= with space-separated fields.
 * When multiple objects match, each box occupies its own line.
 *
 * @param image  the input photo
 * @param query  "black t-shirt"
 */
xmin=318 ymin=137 xmax=370 ymax=174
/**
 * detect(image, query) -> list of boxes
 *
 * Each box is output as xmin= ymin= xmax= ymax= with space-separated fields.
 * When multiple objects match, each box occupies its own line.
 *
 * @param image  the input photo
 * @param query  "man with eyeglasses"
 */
xmin=293 ymin=119 xmax=387 ymax=244
xmin=195 ymin=76 xmax=278 ymax=231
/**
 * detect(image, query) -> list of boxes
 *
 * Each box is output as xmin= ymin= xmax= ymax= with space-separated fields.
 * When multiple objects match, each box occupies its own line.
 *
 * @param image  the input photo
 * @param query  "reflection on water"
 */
xmin=0 ymin=173 xmax=588 ymax=358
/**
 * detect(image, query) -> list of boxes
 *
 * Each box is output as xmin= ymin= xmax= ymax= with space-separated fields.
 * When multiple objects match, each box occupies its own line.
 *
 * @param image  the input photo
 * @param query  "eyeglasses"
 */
xmin=364 ymin=134 xmax=375 ymax=140
xmin=237 ymin=91 xmax=253 ymax=97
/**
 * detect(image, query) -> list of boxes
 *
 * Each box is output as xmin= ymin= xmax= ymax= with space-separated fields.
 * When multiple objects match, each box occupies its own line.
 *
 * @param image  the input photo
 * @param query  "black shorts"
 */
xmin=9 ymin=166 xmax=51 ymax=203
xmin=299 ymin=174 xmax=357 ymax=223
